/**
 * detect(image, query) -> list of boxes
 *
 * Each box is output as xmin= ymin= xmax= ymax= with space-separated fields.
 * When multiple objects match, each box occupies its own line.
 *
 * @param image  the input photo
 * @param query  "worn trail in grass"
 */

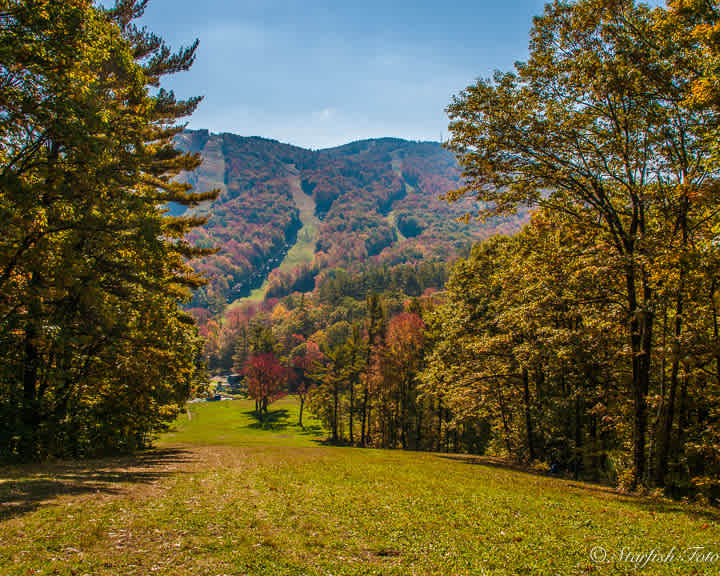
xmin=2 ymin=397 xmax=720 ymax=575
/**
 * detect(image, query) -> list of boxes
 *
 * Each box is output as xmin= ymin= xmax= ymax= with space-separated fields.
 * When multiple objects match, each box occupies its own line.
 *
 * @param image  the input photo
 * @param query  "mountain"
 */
xmin=174 ymin=130 xmax=525 ymax=311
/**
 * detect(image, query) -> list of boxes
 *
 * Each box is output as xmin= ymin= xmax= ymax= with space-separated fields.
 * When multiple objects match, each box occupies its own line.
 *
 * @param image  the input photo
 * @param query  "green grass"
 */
xmin=278 ymin=224 xmax=318 ymax=272
xmin=387 ymin=152 xmax=415 ymax=242
xmin=160 ymin=396 xmax=324 ymax=447
xmin=242 ymin=281 xmax=269 ymax=304
xmin=387 ymin=210 xmax=407 ymax=242
xmin=2 ymin=399 xmax=720 ymax=575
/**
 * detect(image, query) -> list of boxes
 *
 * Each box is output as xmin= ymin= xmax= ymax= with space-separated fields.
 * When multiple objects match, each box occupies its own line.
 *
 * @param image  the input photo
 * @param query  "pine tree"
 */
xmin=0 ymin=0 xmax=218 ymax=459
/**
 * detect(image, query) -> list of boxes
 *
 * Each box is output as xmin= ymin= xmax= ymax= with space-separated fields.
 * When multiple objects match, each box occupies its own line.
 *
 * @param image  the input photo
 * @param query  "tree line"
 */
xmin=439 ymin=0 xmax=720 ymax=494
xmin=0 ymin=0 xmax=215 ymax=460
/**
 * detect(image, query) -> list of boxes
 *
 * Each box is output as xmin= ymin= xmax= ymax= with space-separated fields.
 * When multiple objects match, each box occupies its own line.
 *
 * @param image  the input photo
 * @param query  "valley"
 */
xmin=6 ymin=4 xmax=720 ymax=574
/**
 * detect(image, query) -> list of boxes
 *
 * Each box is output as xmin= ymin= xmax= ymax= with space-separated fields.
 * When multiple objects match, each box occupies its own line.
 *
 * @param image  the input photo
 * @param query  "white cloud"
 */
xmin=317 ymin=108 xmax=336 ymax=121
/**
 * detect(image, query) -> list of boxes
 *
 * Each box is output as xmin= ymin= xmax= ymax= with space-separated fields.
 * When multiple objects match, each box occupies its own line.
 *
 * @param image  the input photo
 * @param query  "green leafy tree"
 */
xmin=290 ymin=340 xmax=323 ymax=427
xmin=445 ymin=0 xmax=719 ymax=488
xmin=0 ymin=0 xmax=217 ymax=459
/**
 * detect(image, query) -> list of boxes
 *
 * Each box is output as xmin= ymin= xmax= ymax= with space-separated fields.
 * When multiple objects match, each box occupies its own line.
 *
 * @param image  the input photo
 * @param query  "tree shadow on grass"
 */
xmin=438 ymin=453 xmax=558 ymax=478
xmin=245 ymin=408 xmax=292 ymax=431
xmin=0 ymin=448 xmax=193 ymax=522
xmin=438 ymin=453 xmax=720 ymax=521
xmin=244 ymin=408 xmax=324 ymax=440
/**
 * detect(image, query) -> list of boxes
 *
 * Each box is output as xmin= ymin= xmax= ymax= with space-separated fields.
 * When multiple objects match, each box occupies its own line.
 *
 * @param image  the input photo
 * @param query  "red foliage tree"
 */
xmin=243 ymin=353 xmax=287 ymax=416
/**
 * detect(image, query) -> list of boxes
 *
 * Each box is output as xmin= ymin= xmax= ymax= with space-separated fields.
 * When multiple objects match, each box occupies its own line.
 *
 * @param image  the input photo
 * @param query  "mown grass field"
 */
xmin=162 ymin=397 xmax=324 ymax=447
xmin=2 ymin=397 xmax=720 ymax=575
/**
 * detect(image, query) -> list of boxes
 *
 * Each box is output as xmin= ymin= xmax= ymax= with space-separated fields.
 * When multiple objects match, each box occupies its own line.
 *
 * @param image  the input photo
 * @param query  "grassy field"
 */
xmin=386 ymin=210 xmax=407 ymax=242
xmin=2 ymin=398 xmax=720 ymax=575
xmin=162 ymin=397 xmax=324 ymax=447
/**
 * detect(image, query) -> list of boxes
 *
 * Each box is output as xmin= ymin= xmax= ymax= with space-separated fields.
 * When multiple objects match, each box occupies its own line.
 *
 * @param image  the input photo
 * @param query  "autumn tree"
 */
xmin=445 ymin=0 xmax=720 ymax=488
xmin=360 ymin=292 xmax=385 ymax=446
xmin=421 ymin=236 xmax=525 ymax=457
xmin=310 ymin=342 xmax=347 ymax=442
xmin=376 ymin=312 xmax=426 ymax=449
xmin=243 ymin=353 xmax=287 ymax=417
xmin=290 ymin=339 xmax=323 ymax=427
xmin=0 ymin=0 xmax=217 ymax=459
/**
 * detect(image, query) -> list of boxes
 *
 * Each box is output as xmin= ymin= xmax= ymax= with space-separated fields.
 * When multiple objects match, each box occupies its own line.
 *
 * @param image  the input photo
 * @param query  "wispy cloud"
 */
xmin=142 ymin=0 xmax=550 ymax=147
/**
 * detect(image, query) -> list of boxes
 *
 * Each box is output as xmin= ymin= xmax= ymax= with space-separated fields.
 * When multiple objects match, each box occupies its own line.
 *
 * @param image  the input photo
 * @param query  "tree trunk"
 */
xmin=655 ymin=198 xmax=688 ymax=488
xmin=415 ymin=406 xmax=422 ymax=450
xmin=21 ymin=321 xmax=40 ymax=459
xmin=655 ymin=294 xmax=682 ymax=487
xmin=496 ymin=385 xmax=513 ymax=457
xmin=437 ymin=399 xmax=443 ymax=452
xmin=332 ymin=386 xmax=339 ymax=442
xmin=360 ymin=378 xmax=369 ymax=446
xmin=712 ymin=277 xmax=720 ymax=389
xmin=630 ymin=312 xmax=652 ymax=489
xmin=366 ymin=405 xmax=372 ymax=447
xmin=400 ymin=378 xmax=407 ymax=449
xmin=649 ymin=303 xmax=669 ymax=482
xmin=522 ymin=368 xmax=535 ymax=461
xmin=298 ymin=394 xmax=305 ymax=427
xmin=349 ymin=379 xmax=355 ymax=444
xmin=574 ymin=392 xmax=583 ymax=480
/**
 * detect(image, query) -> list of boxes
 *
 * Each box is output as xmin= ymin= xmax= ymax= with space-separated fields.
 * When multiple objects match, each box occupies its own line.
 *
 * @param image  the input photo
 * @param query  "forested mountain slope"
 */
xmin=174 ymin=130 xmax=526 ymax=310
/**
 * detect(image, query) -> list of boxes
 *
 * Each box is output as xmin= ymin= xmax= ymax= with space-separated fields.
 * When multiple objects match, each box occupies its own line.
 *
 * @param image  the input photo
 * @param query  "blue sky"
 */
xmin=136 ymin=0 xmax=651 ymax=149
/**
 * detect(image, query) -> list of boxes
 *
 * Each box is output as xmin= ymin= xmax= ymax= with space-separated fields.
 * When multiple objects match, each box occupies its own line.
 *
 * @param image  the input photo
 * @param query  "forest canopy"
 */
xmin=0 ymin=0 xmax=216 ymax=460
xmin=442 ymin=0 xmax=720 ymax=491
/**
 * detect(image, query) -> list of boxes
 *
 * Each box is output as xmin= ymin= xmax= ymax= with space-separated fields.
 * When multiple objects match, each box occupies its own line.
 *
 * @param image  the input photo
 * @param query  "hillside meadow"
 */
xmin=0 ymin=397 xmax=718 ymax=575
